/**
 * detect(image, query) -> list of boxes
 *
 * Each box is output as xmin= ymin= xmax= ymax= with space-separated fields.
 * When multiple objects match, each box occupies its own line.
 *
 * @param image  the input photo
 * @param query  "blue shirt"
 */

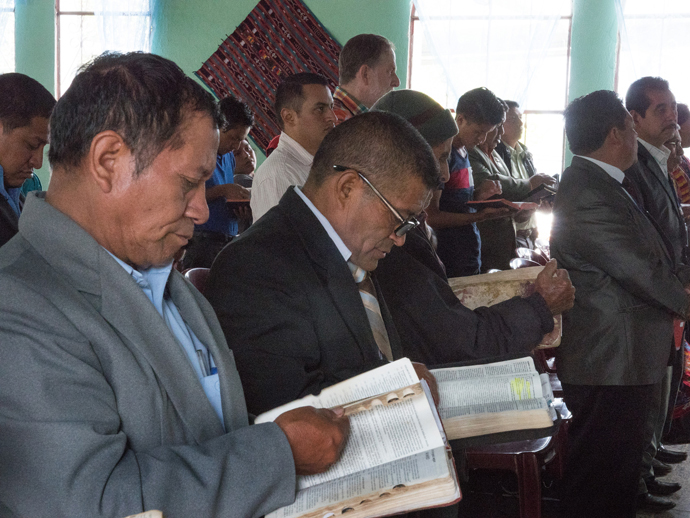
xmin=196 ymin=152 xmax=238 ymax=236
xmin=106 ymin=252 xmax=225 ymax=429
xmin=436 ymin=146 xmax=482 ymax=277
xmin=0 ymin=165 xmax=23 ymax=217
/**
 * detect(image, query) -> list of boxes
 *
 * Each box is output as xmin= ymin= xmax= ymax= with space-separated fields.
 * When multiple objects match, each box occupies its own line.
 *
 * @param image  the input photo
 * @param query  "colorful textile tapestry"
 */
xmin=196 ymin=0 xmax=341 ymax=153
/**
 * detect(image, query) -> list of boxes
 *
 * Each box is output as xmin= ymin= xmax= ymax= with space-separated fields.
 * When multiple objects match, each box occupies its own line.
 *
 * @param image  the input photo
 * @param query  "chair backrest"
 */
xmin=510 ymin=257 xmax=541 ymax=270
xmin=184 ymin=267 xmax=210 ymax=295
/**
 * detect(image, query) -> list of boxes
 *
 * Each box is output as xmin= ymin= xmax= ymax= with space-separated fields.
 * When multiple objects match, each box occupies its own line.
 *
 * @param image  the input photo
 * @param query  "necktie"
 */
xmin=622 ymin=176 xmax=644 ymax=209
xmin=348 ymin=262 xmax=393 ymax=361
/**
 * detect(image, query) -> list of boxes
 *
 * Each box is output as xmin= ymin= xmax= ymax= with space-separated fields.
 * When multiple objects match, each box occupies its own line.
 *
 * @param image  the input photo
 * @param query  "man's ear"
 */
xmin=356 ymin=64 xmax=371 ymax=86
xmin=455 ymin=113 xmax=465 ymax=127
xmin=334 ymin=169 xmax=361 ymax=207
xmin=281 ymin=107 xmax=297 ymax=129
xmin=87 ymin=130 xmax=130 ymax=194
xmin=630 ymin=109 xmax=643 ymax=126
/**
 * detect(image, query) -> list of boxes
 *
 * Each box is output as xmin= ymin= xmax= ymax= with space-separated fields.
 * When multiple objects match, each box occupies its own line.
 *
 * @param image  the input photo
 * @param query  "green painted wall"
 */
xmin=15 ymin=0 xmax=624 ymax=175
xmin=565 ymin=0 xmax=618 ymax=164
xmin=15 ymin=0 xmax=55 ymax=187
xmin=152 ymin=0 xmax=413 ymax=165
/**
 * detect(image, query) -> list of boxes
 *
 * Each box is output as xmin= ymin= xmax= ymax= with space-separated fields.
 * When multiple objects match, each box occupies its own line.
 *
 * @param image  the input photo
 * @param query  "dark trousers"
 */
xmin=561 ymin=383 xmax=656 ymax=518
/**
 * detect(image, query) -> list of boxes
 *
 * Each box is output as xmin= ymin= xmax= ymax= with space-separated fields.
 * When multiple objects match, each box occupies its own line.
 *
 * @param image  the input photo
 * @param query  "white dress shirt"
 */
xmin=251 ymin=132 xmax=314 ymax=221
xmin=577 ymin=155 xmax=625 ymax=184
xmin=293 ymin=186 xmax=351 ymax=262
xmin=639 ymin=138 xmax=671 ymax=177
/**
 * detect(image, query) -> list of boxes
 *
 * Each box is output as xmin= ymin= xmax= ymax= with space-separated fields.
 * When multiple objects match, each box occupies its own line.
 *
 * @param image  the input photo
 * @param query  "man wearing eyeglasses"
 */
xmin=206 ymin=112 xmax=441 ymax=416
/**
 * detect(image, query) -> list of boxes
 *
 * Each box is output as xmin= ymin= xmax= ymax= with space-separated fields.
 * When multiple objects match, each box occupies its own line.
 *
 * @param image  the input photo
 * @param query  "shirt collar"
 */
xmin=293 ymin=186 xmax=352 ymax=262
xmin=0 ymin=165 xmax=23 ymax=217
xmin=104 ymin=249 xmax=174 ymax=316
xmin=277 ymin=131 xmax=315 ymax=165
xmin=334 ymin=86 xmax=368 ymax=116
xmin=638 ymin=138 xmax=671 ymax=173
xmin=576 ymin=155 xmax=626 ymax=184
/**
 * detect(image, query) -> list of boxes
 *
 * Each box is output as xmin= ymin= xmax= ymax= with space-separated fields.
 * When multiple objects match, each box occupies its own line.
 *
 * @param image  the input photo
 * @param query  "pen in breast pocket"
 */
xmin=196 ymin=349 xmax=210 ymax=377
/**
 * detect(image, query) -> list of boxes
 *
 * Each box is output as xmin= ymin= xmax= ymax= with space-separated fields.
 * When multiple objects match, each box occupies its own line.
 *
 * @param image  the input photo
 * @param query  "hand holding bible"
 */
xmin=275 ymin=406 xmax=350 ymax=476
xmin=534 ymin=259 xmax=576 ymax=315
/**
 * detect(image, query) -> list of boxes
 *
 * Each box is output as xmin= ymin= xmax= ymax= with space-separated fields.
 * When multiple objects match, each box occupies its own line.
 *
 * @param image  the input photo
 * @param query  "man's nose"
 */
xmin=390 ymin=232 xmax=406 ymax=247
xmin=30 ymin=147 xmax=44 ymax=170
xmin=187 ymin=185 xmax=210 ymax=225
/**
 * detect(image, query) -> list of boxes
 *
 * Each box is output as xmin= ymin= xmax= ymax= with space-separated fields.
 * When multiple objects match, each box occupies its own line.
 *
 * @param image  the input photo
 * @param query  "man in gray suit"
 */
xmin=624 ymin=77 xmax=690 ymax=509
xmin=551 ymin=90 xmax=690 ymax=517
xmin=0 ymin=52 xmax=349 ymax=518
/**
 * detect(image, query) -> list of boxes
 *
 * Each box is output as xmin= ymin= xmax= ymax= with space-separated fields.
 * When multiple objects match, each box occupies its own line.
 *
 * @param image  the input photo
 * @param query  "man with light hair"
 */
xmin=333 ymin=33 xmax=401 ymax=122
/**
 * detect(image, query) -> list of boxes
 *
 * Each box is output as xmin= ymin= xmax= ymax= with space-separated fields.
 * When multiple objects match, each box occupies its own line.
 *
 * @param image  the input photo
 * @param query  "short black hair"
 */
xmin=309 ymin=111 xmax=440 ymax=194
xmin=456 ymin=88 xmax=506 ymax=126
xmin=504 ymin=100 xmax=520 ymax=110
xmin=274 ymin=72 xmax=329 ymax=129
xmin=0 ymin=73 xmax=56 ymax=132
xmin=339 ymin=34 xmax=394 ymax=85
xmin=678 ymin=103 xmax=689 ymax=126
xmin=625 ymin=76 xmax=670 ymax=117
xmin=565 ymin=90 xmax=628 ymax=155
xmin=49 ymin=52 xmax=221 ymax=176
xmin=219 ymin=96 xmax=254 ymax=132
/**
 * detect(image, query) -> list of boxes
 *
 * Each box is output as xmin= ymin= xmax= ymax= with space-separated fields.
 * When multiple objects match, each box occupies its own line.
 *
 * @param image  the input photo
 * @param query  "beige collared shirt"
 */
xmin=250 ymin=132 xmax=314 ymax=221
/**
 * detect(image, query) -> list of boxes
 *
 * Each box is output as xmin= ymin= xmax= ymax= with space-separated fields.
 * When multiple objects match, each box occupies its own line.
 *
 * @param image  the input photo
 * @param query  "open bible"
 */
xmin=448 ymin=266 xmax=562 ymax=348
xmin=432 ymin=355 xmax=558 ymax=448
xmin=255 ymin=359 xmax=461 ymax=518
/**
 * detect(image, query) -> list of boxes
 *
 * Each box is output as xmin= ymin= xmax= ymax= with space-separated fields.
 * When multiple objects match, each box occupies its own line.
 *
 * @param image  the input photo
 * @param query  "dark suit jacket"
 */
xmin=551 ymin=157 xmax=688 ymax=386
xmin=375 ymin=225 xmax=554 ymax=367
xmin=625 ymin=143 xmax=690 ymax=283
xmin=206 ymin=188 xmax=401 ymax=415
xmin=0 ymin=193 xmax=22 ymax=248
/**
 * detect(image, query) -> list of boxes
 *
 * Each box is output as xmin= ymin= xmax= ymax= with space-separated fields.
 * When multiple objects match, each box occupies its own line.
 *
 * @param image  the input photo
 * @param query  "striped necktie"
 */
xmin=348 ymin=262 xmax=393 ymax=361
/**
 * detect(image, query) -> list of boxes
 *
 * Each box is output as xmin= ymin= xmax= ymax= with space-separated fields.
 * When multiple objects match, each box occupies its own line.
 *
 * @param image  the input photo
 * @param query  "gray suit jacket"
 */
xmin=0 ymin=193 xmax=295 ymax=518
xmin=625 ymin=143 xmax=690 ymax=283
xmin=551 ymin=157 xmax=688 ymax=386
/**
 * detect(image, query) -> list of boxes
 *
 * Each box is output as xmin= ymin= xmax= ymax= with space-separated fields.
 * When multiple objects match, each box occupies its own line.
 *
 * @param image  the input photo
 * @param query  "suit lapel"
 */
xmin=639 ymin=145 xmax=683 ymax=217
xmin=169 ymin=272 xmax=248 ymax=432
xmin=278 ymin=189 xmax=385 ymax=364
xmin=98 ymin=254 xmax=226 ymax=442
xmin=20 ymin=194 xmax=226 ymax=442
xmin=577 ymin=157 xmax=673 ymax=264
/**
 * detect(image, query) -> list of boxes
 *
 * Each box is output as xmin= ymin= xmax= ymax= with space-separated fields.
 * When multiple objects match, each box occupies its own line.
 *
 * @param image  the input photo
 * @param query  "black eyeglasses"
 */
xmin=333 ymin=165 xmax=419 ymax=237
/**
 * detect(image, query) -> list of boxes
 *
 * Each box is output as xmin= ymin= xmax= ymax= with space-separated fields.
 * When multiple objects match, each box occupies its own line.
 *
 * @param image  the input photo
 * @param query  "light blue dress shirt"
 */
xmin=106 ymin=251 xmax=224 ymax=429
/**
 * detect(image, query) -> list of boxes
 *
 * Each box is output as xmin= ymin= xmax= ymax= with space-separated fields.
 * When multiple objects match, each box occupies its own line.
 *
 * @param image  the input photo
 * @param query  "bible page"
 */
xmin=256 ymin=358 xmax=419 ymax=423
xmin=297 ymin=388 xmax=444 ymax=490
xmin=268 ymin=447 xmax=451 ymax=518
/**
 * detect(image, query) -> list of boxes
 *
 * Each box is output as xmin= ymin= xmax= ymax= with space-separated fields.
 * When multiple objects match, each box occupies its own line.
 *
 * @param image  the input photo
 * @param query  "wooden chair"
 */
xmin=183 ymin=267 xmax=210 ymax=295
xmin=466 ymin=436 xmax=557 ymax=518
xmin=464 ymin=399 xmax=572 ymax=518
